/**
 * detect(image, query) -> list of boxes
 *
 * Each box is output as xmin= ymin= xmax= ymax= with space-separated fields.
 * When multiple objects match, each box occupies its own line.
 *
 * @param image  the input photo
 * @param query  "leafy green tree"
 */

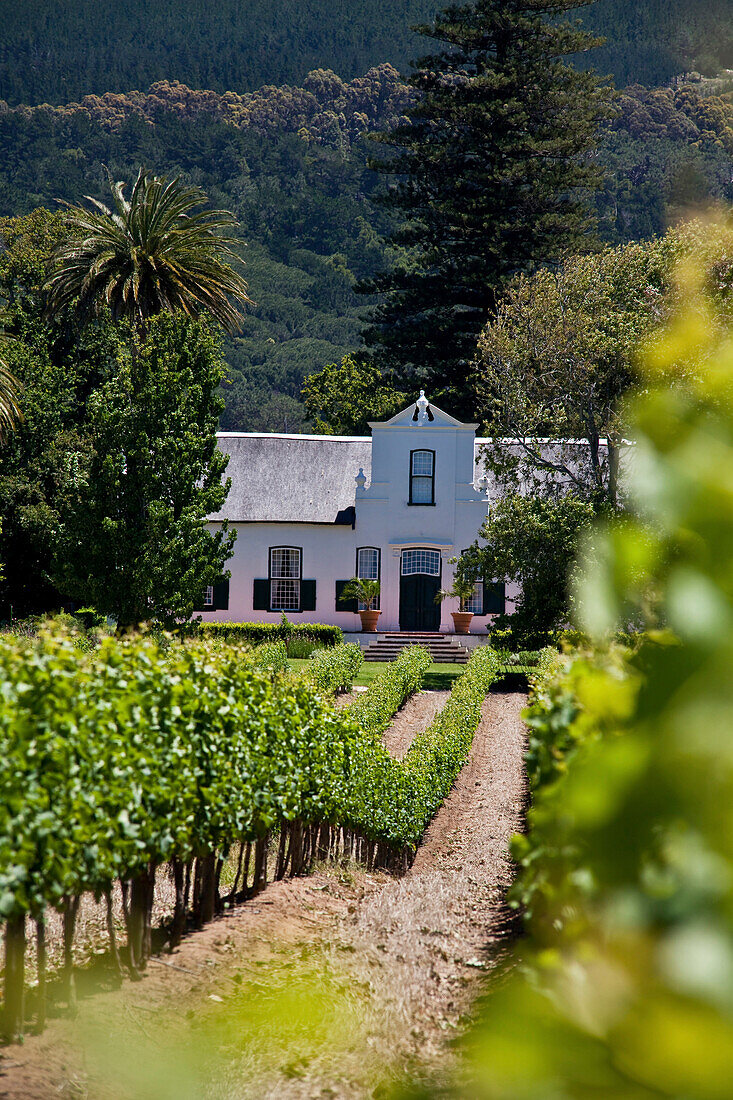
xmin=0 ymin=209 xmax=122 ymax=617
xmin=55 ymin=313 xmax=234 ymax=630
xmin=474 ymin=237 xmax=674 ymax=507
xmin=45 ymin=169 xmax=252 ymax=334
xmin=474 ymin=225 xmax=733 ymax=507
xmin=460 ymin=493 xmax=595 ymax=644
xmin=361 ymin=0 xmax=612 ymax=415
xmin=301 ymin=354 xmax=405 ymax=434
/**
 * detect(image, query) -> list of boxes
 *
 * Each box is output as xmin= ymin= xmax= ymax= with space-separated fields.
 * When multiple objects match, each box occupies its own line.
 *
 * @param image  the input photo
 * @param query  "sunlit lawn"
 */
xmin=287 ymin=658 xmax=466 ymax=691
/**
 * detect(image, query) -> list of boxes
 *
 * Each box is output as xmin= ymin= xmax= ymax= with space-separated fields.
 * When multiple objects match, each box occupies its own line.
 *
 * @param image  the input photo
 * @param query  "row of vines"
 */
xmin=0 ymin=631 xmax=498 ymax=1039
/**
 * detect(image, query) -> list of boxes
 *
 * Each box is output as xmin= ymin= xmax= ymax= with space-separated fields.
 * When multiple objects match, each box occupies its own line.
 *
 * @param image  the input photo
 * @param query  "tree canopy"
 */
xmin=361 ymin=0 xmax=613 ymax=416
xmin=46 ymin=169 xmax=252 ymax=333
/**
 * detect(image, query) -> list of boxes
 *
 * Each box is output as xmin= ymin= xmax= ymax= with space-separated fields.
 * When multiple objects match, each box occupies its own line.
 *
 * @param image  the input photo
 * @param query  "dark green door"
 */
xmin=399 ymin=572 xmax=441 ymax=631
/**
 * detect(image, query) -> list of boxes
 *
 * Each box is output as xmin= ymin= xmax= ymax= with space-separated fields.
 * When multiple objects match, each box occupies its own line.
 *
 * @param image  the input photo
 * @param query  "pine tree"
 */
xmin=361 ymin=0 xmax=613 ymax=416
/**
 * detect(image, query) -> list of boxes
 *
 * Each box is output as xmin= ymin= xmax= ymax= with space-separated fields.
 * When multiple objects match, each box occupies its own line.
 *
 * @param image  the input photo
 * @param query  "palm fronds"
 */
xmin=45 ymin=169 xmax=253 ymax=332
xmin=0 ymin=331 xmax=22 ymax=445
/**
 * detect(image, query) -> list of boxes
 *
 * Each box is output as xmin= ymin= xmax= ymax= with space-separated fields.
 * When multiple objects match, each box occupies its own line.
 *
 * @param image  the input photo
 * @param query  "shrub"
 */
xmin=250 ymin=639 xmax=288 ymax=676
xmin=197 ymin=622 xmax=343 ymax=646
xmin=307 ymin=643 xmax=363 ymax=695
xmin=347 ymin=645 xmax=431 ymax=736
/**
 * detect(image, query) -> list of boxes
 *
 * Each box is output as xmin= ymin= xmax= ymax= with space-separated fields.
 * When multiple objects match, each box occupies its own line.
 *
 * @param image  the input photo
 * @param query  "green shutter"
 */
xmin=253 ymin=578 xmax=270 ymax=611
xmin=483 ymin=580 xmax=506 ymax=615
xmin=336 ymin=580 xmax=358 ymax=613
xmin=301 ymin=579 xmax=317 ymax=611
xmin=212 ymin=579 xmax=230 ymax=611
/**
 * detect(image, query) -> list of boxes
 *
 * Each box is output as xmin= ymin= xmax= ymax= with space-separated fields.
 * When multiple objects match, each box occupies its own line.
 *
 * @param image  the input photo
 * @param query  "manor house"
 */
xmin=199 ymin=393 xmax=512 ymax=635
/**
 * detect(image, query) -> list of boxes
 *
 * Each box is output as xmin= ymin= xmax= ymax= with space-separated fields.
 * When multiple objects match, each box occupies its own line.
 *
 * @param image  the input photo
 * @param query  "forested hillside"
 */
xmin=0 ymin=0 xmax=731 ymax=108
xmin=0 ymin=63 xmax=731 ymax=430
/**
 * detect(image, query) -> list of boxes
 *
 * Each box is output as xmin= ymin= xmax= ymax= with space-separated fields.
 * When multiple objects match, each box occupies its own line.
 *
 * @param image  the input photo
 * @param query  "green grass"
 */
xmin=287 ymin=658 xmax=466 ymax=691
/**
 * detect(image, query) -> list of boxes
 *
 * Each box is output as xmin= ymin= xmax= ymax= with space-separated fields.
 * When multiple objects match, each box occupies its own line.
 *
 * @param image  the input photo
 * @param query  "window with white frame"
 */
xmin=410 ymin=449 xmax=434 ymax=504
xmin=203 ymin=585 xmax=215 ymax=608
xmin=357 ymin=547 xmax=380 ymax=610
xmin=464 ymin=581 xmax=484 ymax=615
xmin=401 ymin=548 xmax=441 ymax=576
xmin=269 ymin=546 xmax=301 ymax=611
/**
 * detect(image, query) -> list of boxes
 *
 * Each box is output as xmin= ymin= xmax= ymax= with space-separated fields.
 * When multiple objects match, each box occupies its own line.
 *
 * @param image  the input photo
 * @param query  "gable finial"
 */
xmin=416 ymin=390 xmax=430 ymax=425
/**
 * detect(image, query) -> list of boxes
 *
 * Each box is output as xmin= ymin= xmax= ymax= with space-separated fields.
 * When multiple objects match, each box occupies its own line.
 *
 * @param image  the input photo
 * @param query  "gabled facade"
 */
xmin=199 ymin=393 xmax=512 ymax=633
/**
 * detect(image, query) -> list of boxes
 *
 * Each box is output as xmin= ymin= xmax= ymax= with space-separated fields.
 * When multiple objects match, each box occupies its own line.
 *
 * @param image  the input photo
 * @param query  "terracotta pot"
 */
xmin=359 ymin=609 xmax=382 ymax=633
xmin=451 ymin=611 xmax=473 ymax=635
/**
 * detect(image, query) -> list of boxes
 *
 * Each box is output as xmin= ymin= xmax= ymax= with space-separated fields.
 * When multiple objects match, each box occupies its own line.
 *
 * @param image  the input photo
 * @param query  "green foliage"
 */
xmin=306 ymin=642 xmax=363 ymax=695
xmin=347 ymin=646 xmax=431 ymax=738
xmin=46 ymin=169 xmax=252 ymax=333
xmin=198 ymin=622 xmax=343 ymax=647
xmin=362 ymin=0 xmax=612 ymax=415
xmin=0 ymin=628 xmax=358 ymax=922
xmin=338 ymin=576 xmax=380 ymax=611
xmin=474 ymin=238 xmax=672 ymax=505
xmin=462 ymin=494 xmax=596 ymax=647
xmin=301 ymin=354 xmax=405 ymax=434
xmin=437 ymin=224 xmax=733 ymax=1099
xmin=250 ymin=640 xmax=289 ymax=676
xmin=0 ymin=68 xmax=408 ymax=432
xmin=0 ymin=1 xmax=729 ymax=111
xmin=54 ymin=312 xmax=235 ymax=629
xmin=348 ymin=645 xmax=499 ymax=849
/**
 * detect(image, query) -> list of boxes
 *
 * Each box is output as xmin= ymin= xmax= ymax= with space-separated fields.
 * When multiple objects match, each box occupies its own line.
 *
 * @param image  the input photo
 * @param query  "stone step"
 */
xmin=363 ymin=633 xmax=471 ymax=664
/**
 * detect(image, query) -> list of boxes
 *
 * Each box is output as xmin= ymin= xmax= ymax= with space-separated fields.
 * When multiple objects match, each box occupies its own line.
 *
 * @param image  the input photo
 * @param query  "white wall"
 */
xmin=199 ymin=404 xmax=500 ymax=631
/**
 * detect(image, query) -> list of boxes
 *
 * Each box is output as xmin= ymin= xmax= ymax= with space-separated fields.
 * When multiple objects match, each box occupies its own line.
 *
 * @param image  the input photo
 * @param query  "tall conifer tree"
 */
xmin=361 ymin=0 xmax=613 ymax=415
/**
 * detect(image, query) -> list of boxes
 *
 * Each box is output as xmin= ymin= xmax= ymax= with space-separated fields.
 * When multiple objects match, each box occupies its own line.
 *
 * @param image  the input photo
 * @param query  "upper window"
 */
xmin=410 ymin=449 xmax=435 ymax=505
xmin=402 ymin=549 xmax=441 ymax=576
xmin=269 ymin=547 xmax=301 ymax=611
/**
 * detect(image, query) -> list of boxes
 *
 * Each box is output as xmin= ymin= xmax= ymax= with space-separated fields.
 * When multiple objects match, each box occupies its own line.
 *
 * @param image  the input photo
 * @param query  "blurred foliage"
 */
xmin=427 ymin=217 xmax=733 ymax=1098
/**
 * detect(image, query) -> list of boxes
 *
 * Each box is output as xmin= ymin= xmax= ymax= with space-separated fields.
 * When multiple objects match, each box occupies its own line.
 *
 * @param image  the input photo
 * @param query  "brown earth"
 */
xmin=382 ymin=688 xmax=451 ymax=759
xmin=0 ymin=692 xmax=527 ymax=1100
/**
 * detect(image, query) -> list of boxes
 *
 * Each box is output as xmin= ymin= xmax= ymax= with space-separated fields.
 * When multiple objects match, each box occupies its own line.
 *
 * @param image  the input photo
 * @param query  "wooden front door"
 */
xmin=399 ymin=572 xmax=441 ymax=631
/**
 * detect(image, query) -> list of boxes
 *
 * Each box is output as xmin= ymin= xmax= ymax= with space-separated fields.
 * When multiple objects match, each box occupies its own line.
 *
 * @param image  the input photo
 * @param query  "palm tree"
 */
xmin=45 ymin=169 xmax=253 ymax=333
xmin=0 ymin=330 xmax=22 ymax=444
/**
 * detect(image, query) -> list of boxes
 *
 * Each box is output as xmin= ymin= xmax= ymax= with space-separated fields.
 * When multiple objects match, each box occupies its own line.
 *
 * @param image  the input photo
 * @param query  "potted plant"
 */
xmin=339 ymin=577 xmax=381 ymax=632
xmin=435 ymin=574 xmax=478 ymax=635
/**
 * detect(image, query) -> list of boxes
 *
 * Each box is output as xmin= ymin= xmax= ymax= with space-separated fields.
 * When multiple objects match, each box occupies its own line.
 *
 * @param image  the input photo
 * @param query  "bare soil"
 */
xmin=382 ymin=689 xmax=451 ymax=759
xmin=0 ymin=692 xmax=527 ymax=1100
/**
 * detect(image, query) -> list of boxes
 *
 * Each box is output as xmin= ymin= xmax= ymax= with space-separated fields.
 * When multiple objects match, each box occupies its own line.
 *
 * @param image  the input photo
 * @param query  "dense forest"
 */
xmin=1 ymin=0 xmax=731 ymax=108
xmin=0 ymin=63 xmax=730 ymax=429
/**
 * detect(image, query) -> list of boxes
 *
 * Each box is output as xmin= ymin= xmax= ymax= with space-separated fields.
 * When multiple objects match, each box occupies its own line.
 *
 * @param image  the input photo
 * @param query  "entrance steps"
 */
xmin=363 ymin=632 xmax=471 ymax=664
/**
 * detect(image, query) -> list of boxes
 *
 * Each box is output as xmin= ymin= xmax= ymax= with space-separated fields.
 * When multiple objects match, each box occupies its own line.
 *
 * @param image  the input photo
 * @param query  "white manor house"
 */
xmin=198 ymin=393 xmax=515 ymax=637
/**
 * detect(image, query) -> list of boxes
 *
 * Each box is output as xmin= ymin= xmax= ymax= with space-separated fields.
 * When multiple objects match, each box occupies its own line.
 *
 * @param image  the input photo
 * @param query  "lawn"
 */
xmin=288 ymin=658 xmax=466 ymax=691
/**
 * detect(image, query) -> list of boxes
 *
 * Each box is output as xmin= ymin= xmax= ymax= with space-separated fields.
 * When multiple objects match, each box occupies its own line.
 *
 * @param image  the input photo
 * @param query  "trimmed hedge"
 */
xmin=347 ymin=645 xmax=500 ymax=849
xmin=307 ymin=643 xmax=363 ymax=695
xmin=198 ymin=622 xmax=343 ymax=646
xmin=0 ymin=630 xmax=499 ymax=1037
xmin=347 ymin=645 xmax=431 ymax=736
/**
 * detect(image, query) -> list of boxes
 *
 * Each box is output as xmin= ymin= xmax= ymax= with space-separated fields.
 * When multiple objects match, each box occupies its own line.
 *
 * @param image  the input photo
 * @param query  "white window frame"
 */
xmin=410 ymin=449 xmax=435 ymax=505
xmin=269 ymin=546 xmax=302 ymax=612
xmin=401 ymin=549 xmax=441 ymax=576
xmin=203 ymin=585 xmax=215 ymax=608
xmin=356 ymin=546 xmax=380 ymax=610
xmin=464 ymin=581 xmax=484 ymax=615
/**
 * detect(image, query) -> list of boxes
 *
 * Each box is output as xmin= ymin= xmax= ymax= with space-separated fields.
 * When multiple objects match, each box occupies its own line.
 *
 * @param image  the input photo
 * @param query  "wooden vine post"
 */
xmin=3 ymin=914 xmax=26 ymax=1042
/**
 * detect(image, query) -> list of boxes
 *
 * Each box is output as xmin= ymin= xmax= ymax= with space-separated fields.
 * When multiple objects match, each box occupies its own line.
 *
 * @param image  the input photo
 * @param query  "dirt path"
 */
xmin=0 ymin=693 xmax=527 ymax=1100
xmin=382 ymin=689 xmax=451 ymax=759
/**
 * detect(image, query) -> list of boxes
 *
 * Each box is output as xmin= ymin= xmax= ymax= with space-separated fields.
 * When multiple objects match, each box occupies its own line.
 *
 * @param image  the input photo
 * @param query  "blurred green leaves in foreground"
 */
xmin=456 ymin=217 xmax=733 ymax=1098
